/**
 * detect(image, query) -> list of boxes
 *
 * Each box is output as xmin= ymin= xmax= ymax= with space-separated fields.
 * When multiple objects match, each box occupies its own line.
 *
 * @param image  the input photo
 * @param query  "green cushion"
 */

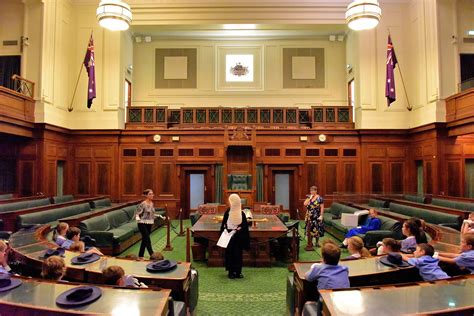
xmin=120 ymin=221 xmax=140 ymax=233
xmin=431 ymin=198 xmax=474 ymax=212
xmin=122 ymin=205 xmax=137 ymax=220
xmin=107 ymin=209 xmax=131 ymax=229
xmin=390 ymin=203 xmax=460 ymax=225
xmin=0 ymin=193 xmax=13 ymax=200
xmin=368 ymin=199 xmax=387 ymax=208
xmin=109 ymin=227 xmax=134 ymax=243
xmin=0 ymin=198 xmax=51 ymax=213
xmin=18 ymin=203 xmax=91 ymax=226
xmin=331 ymin=219 xmax=349 ymax=234
xmin=52 ymin=195 xmax=74 ymax=204
xmin=92 ymin=198 xmax=112 ymax=208
xmin=404 ymin=195 xmax=425 ymax=204
xmin=80 ymin=215 xmax=110 ymax=233
xmin=323 ymin=213 xmax=335 ymax=226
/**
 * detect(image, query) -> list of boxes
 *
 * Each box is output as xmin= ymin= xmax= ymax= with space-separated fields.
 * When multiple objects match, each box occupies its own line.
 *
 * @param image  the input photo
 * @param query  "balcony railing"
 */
xmin=126 ymin=106 xmax=354 ymax=129
xmin=11 ymin=75 xmax=35 ymax=98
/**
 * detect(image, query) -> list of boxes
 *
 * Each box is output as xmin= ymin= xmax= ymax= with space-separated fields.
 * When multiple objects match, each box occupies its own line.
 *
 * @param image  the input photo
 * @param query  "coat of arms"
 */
xmin=230 ymin=63 xmax=249 ymax=77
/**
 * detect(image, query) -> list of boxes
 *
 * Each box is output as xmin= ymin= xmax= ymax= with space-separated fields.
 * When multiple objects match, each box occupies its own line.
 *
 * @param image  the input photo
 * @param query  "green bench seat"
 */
xmin=52 ymin=195 xmax=74 ymax=204
xmin=0 ymin=198 xmax=51 ymax=213
xmin=431 ymin=198 xmax=474 ymax=212
xmin=17 ymin=203 xmax=91 ymax=229
xmin=0 ymin=193 xmax=13 ymax=200
xmin=389 ymin=203 xmax=462 ymax=229
xmin=91 ymin=198 xmax=112 ymax=209
xmin=404 ymin=195 xmax=426 ymax=204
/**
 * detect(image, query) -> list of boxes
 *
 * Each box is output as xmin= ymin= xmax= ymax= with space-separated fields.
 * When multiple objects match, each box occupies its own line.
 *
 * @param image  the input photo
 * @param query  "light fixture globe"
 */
xmin=345 ymin=0 xmax=382 ymax=31
xmin=96 ymin=0 xmax=132 ymax=31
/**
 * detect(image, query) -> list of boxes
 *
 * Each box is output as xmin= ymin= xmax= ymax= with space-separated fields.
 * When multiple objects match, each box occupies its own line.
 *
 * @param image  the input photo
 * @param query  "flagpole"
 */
xmin=68 ymin=63 xmax=84 ymax=112
xmin=387 ymin=28 xmax=412 ymax=111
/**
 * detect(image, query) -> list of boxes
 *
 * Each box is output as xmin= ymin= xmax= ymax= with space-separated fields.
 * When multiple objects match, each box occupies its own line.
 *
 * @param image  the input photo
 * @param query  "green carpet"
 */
xmin=120 ymin=220 xmax=346 ymax=315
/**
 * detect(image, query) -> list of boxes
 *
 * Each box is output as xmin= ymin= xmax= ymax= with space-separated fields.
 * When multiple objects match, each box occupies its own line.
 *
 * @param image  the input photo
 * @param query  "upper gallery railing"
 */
xmin=126 ymin=106 xmax=354 ymax=129
xmin=11 ymin=75 xmax=35 ymax=98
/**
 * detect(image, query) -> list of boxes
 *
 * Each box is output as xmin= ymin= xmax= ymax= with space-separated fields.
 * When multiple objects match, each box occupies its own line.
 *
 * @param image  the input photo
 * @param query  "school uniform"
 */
xmin=454 ymin=250 xmax=474 ymax=274
xmin=407 ymin=255 xmax=449 ymax=281
xmin=401 ymin=236 xmax=417 ymax=253
xmin=345 ymin=217 xmax=381 ymax=238
xmin=305 ymin=263 xmax=350 ymax=290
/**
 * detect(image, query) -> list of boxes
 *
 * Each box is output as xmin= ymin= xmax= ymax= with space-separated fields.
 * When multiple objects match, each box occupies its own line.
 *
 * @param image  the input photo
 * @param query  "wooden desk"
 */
xmin=191 ymin=214 xmax=288 ymax=267
xmin=293 ymin=257 xmax=420 ymax=315
xmin=0 ymin=277 xmax=170 ymax=315
xmin=320 ymin=276 xmax=474 ymax=316
xmin=9 ymin=226 xmax=191 ymax=308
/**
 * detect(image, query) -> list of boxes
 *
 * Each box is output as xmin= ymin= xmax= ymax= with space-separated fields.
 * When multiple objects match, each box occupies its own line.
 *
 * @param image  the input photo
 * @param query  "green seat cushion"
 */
xmin=0 ymin=198 xmax=51 ymax=213
xmin=18 ymin=203 xmax=91 ymax=226
xmin=80 ymin=215 xmax=110 ymax=233
xmin=331 ymin=219 xmax=349 ymax=234
xmin=123 ymin=205 xmax=138 ymax=220
xmin=109 ymin=227 xmax=134 ymax=243
xmin=53 ymin=195 xmax=74 ymax=204
xmin=368 ymin=199 xmax=388 ymax=208
xmin=0 ymin=193 xmax=13 ymax=200
xmin=120 ymin=221 xmax=139 ymax=233
xmin=107 ymin=209 xmax=130 ymax=229
xmin=390 ymin=203 xmax=460 ymax=225
xmin=431 ymin=198 xmax=474 ymax=212
xmin=92 ymin=198 xmax=112 ymax=208
xmin=323 ymin=213 xmax=335 ymax=226
xmin=404 ymin=195 xmax=425 ymax=204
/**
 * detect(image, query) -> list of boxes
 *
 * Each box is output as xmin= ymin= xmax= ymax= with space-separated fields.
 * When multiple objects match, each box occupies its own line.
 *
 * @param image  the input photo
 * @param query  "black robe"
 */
xmin=219 ymin=209 xmax=250 ymax=274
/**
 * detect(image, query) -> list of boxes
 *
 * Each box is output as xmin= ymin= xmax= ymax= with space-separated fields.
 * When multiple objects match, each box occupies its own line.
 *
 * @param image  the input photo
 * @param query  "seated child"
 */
xmin=376 ymin=237 xmax=401 ymax=255
xmin=54 ymin=223 xmax=71 ymax=248
xmin=41 ymin=256 xmax=66 ymax=280
xmin=401 ymin=243 xmax=449 ymax=281
xmin=305 ymin=240 xmax=350 ymax=290
xmin=0 ymin=240 xmax=11 ymax=274
xmin=400 ymin=220 xmax=420 ymax=253
xmin=341 ymin=209 xmax=381 ymax=248
xmin=461 ymin=213 xmax=474 ymax=235
xmin=345 ymin=236 xmax=371 ymax=260
xmin=438 ymin=233 xmax=474 ymax=274
xmin=67 ymin=227 xmax=104 ymax=256
xmin=150 ymin=252 xmax=164 ymax=261
xmin=102 ymin=265 xmax=147 ymax=288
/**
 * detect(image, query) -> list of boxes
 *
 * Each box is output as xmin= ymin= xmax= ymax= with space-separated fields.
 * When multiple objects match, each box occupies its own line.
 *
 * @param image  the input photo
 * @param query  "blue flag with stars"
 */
xmin=385 ymin=35 xmax=397 ymax=107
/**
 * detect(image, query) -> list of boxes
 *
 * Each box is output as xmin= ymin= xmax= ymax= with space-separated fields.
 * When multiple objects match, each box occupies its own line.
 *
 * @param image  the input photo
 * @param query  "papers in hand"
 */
xmin=217 ymin=230 xmax=236 ymax=248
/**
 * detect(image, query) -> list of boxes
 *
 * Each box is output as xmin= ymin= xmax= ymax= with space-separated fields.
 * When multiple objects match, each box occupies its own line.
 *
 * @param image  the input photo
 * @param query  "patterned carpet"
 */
xmin=120 ymin=220 xmax=345 ymax=315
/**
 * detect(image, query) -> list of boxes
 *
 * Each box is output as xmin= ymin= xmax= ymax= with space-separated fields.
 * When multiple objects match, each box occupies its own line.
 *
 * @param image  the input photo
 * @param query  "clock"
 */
xmin=318 ymin=134 xmax=327 ymax=142
xmin=152 ymin=134 xmax=161 ymax=142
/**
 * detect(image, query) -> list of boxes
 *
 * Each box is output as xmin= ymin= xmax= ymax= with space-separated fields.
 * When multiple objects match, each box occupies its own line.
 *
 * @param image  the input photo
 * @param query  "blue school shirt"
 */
xmin=454 ymin=250 xmax=474 ymax=274
xmin=401 ymin=236 xmax=417 ymax=253
xmin=408 ymin=256 xmax=449 ymax=281
xmin=305 ymin=263 xmax=350 ymax=290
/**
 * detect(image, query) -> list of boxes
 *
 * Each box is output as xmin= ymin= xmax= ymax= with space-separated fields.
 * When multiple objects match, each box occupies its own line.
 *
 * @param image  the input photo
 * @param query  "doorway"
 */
xmin=270 ymin=168 xmax=296 ymax=212
xmin=416 ymin=160 xmax=423 ymax=195
xmin=182 ymin=167 xmax=212 ymax=218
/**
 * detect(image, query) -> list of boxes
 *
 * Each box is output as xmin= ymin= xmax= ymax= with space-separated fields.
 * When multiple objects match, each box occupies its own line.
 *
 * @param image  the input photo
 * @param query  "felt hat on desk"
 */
xmin=71 ymin=252 xmax=100 ymax=265
xmin=379 ymin=252 xmax=410 ymax=268
xmin=56 ymin=285 xmax=102 ymax=307
xmin=40 ymin=247 xmax=65 ymax=259
xmin=0 ymin=274 xmax=22 ymax=292
xmin=146 ymin=259 xmax=177 ymax=272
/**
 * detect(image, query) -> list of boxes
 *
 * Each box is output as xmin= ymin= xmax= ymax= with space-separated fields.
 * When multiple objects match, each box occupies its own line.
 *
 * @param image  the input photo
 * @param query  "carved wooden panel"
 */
xmin=19 ymin=161 xmax=35 ymax=196
xmin=143 ymin=162 xmax=155 ymax=192
xmin=75 ymin=147 xmax=92 ymax=158
xmin=344 ymin=163 xmax=356 ymax=193
xmin=123 ymin=162 xmax=136 ymax=195
xmin=160 ymin=163 xmax=173 ymax=194
xmin=387 ymin=147 xmax=405 ymax=158
xmin=77 ymin=162 xmax=90 ymax=195
xmin=0 ymin=158 xmax=15 ymax=193
xmin=447 ymin=161 xmax=461 ymax=196
xmin=94 ymin=147 xmax=113 ymax=158
xmin=390 ymin=162 xmax=404 ymax=194
xmin=367 ymin=147 xmax=385 ymax=158
xmin=307 ymin=163 xmax=319 ymax=190
xmin=425 ymin=161 xmax=433 ymax=194
xmin=47 ymin=161 xmax=56 ymax=195
xmin=325 ymin=163 xmax=337 ymax=194
xmin=46 ymin=144 xmax=57 ymax=157
xmin=371 ymin=163 xmax=383 ymax=193
xmin=96 ymin=162 xmax=110 ymax=195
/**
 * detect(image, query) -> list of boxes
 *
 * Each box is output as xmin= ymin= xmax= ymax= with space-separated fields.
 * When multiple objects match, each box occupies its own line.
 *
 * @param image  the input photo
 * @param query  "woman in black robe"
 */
xmin=220 ymin=194 xmax=250 ymax=279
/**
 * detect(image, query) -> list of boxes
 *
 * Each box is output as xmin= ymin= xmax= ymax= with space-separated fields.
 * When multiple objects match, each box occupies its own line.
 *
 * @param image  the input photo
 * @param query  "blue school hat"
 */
xmin=56 ymin=285 xmax=102 ymax=307
xmin=71 ymin=252 xmax=100 ymax=265
xmin=146 ymin=259 xmax=177 ymax=272
xmin=379 ymin=252 xmax=410 ymax=268
xmin=0 ymin=274 xmax=22 ymax=292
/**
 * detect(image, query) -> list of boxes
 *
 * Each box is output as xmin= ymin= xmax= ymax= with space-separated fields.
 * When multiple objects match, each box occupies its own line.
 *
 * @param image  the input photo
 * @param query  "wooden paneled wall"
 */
xmin=4 ymin=123 xmax=474 ymax=217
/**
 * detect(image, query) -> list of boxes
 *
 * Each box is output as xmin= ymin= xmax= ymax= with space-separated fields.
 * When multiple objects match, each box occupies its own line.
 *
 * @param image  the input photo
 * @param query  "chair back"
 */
xmin=260 ymin=204 xmax=282 ymax=215
xmin=197 ymin=204 xmax=218 ymax=215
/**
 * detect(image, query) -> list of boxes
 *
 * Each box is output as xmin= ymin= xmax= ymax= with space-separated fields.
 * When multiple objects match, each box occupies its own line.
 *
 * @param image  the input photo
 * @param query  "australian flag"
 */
xmin=84 ymin=34 xmax=96 ymax=108
xmin=385 ymin=35 xmax=398 ymax=107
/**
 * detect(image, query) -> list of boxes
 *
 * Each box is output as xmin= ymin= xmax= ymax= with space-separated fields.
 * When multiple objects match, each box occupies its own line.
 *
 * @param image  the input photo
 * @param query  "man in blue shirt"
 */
xmin=305 ymin=240 xmax=350 ymax=290
xmin=402 ymin=243 xmax=449 ymax=281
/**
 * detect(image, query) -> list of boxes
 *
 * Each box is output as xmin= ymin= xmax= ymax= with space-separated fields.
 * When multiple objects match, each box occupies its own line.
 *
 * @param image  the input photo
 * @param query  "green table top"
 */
xmin=294 ymin=256 xmax=408 ymax=280
xmin=191 ymin=214 xmax=288 ymax=233
xmin=0 ymin=277 xmax=170 ymax=315
xmin=320 ymin=277 xmax=474 ymax=315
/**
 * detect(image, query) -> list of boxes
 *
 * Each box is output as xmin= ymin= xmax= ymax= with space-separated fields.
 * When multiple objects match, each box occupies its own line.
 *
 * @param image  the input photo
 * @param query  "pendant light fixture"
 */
xmin=345 ymin=0 xmax=382 ymax=31
xmin=96 ymin=0 xmax=132 ymax=31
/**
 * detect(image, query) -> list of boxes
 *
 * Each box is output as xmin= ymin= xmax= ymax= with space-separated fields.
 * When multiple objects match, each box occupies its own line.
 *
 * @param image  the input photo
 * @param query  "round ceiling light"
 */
xmin=345 ymin=0 xmax=382 ymax=31
xmin=96 ymin=0 xmax=132 ymax=31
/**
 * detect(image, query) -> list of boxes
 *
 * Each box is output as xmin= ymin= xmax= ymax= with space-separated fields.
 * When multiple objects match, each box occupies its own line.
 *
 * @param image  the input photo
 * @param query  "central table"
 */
xmin=191 ymin=214 xmax=288 ymax=267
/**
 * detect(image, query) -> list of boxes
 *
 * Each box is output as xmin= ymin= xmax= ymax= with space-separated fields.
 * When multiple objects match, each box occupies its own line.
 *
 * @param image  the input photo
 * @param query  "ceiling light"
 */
xmin=96 ymin=0 xmax=132 ymax=31
xmin=468 ymin=30 xmax=474 ymax=36
xmin=345 ymin=0 xmax=382 ymax=31
xmin=223 ymin=24 xmax=257 ymax=30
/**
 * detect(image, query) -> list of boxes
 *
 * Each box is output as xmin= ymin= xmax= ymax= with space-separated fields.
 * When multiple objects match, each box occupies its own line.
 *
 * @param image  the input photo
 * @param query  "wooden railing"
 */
xmin=446 ymin=87 xmax=474 ymax=122
xmin=11 ymin=75 xmax=35 ymax=98
xmin=126 ymin=105 xmax=354 ymax=129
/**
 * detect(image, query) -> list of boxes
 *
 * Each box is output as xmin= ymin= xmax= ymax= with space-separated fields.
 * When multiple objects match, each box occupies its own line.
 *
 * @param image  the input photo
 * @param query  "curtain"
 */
xmin=256 ymin=164 xmax=264 ymax=202
xmin=215 ymin=164 xmax=223 ymax=203
xmin=0 ymin=56 xmax=21 ymax=90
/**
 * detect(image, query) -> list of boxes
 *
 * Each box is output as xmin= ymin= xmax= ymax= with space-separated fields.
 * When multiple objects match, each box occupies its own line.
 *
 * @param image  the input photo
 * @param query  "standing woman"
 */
xmin=136 ymin=189 xmax=156 ymax=259
xmin=220 ymin=194 xmax=250 ymax=279
xmin=304 ymin=185 xmax=325 ymax=247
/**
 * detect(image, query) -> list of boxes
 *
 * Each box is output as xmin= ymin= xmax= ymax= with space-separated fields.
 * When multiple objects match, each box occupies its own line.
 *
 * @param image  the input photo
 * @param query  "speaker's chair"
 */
xmin=227 ymin=174 xmax=252 ymax=190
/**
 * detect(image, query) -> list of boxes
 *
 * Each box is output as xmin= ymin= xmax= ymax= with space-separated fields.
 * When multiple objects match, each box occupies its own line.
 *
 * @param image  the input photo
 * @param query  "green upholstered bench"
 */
xmin=78 ymin=205 xmax=166 ymax=255
xmin=404 ymin=195 xmax=426 ymax=204
xmin=389 ymin=203 xmax=462 ymax=229
xmin=0 ymin=198 xmax=51 ymax=213
xmin=368 ymin=199 xmax=389 ymax=209
xmin=52 ymin=195 xmax=74 ymax=204
xmin=17 ymin=202 xmax=91 ymax=229
xmin=431 ymin=198 xmax=474 ymax=212
xmin=91 ymin=198 xmax=112 ymax=209
xmin=0 ymin=193 xmax=13 ymax=200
